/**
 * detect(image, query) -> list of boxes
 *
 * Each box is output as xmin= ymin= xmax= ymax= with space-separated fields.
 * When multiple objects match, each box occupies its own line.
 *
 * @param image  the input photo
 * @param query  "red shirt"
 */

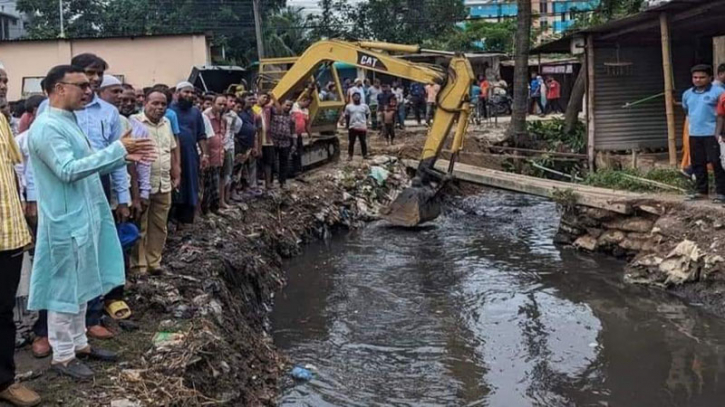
xmin=204 ymin=111 xmax=226 ymax=167
xmin=546 ymin=80 xmax=561 ymax=100
xmin=717 ymin=93 xmax=725 ymax=117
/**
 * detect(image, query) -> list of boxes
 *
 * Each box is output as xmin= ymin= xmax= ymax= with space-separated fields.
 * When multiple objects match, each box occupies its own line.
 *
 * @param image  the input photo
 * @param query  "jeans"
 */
xmin=348 ymin=129 xmax=368 ymax=158
xmin=292 ymin=135 xmax=304 ymax=176
xmin=690 ymin=135 xmax=725 ymax=195
xmin=0 ymin=249 xmax=23 ymax=391
xmin=426 ymin=103 xmax=436 ymax=124
xmin=48 ymin=303 xmax=89 ymax=363
xmin=412 ymin=97 xmax=425 ymax=124
xmin=397 ymin=103 xmax=406 ymax=126
xmin=370 ymin=104 xmax=379 ymax=130
xmin=546 ymin=98 xmax=564 ymax=114
xmin=530 ymin=97 xmax=545 ymax=114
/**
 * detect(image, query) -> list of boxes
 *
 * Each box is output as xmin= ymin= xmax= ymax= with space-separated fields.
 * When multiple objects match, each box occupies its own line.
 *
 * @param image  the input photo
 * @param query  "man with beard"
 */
xmin=169 ymin=82 xmax=208 ymax=225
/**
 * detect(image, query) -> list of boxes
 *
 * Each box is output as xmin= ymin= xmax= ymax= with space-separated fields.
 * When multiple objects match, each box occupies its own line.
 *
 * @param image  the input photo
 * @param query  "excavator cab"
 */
xmin=258 ymin=58 xmax=346 ymax=135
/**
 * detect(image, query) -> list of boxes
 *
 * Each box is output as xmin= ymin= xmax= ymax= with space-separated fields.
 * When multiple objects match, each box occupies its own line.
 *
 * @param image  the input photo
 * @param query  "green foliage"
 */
xmin=552 ymin=188 xmax=578 ymax=211
xmin=16 ymin=0 xmax=287 ymax=65
xmin=583 ymin=168 xmax=691 ymax=194
xmin=307 ymin=0 xmax=466 ymax=45
xmin=571 ymin=0 xmax=645 ymax=30
xmin=527 ymin=118 xmax=586 ymax=154
xmin=432 ymin=19 xmax=517 ymax=53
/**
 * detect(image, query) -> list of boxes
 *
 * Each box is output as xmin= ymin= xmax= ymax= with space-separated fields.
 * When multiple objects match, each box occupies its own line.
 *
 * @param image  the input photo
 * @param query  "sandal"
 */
xmin=104 ymin=300 xmax=132 ymax=320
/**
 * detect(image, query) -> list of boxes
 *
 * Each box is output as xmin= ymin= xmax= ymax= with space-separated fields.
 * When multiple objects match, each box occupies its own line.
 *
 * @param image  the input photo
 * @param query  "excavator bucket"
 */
xmin=380 ymin=185 xmax=441 ymax=227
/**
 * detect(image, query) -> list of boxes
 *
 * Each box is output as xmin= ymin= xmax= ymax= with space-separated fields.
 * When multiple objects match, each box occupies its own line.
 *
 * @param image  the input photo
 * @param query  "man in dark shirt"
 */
xmin=168 ymin=81 xmax=209 ymax=224
xmin=233 ymin=93 xmax=261 ymax=197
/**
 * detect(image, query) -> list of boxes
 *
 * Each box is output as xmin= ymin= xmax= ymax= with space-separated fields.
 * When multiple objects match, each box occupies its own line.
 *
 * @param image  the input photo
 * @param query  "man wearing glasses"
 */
xmin=27 ymin=65 xmax=156 ymax=380
xmin=33 ymin=54 xmax=127 ymax=359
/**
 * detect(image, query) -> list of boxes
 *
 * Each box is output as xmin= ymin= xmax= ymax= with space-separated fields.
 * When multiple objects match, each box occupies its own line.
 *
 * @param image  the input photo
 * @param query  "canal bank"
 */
xmin=12 ymin=156 xmax=410 ymax=406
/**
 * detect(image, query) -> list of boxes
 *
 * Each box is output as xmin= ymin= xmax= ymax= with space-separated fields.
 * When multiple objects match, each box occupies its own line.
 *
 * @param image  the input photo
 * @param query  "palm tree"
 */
xmin=262 ymin=7 xmax=312 ymax=58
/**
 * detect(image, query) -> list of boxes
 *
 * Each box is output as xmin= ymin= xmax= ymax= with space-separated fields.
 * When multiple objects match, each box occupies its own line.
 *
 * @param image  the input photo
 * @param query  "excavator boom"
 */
xmin=270 ymin=40 xmax=475 ymax=226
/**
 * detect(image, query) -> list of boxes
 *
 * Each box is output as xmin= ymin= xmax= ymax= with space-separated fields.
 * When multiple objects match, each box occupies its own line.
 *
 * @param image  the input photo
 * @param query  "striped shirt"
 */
xmin=0 ymin=113 xmax=32 ymax=251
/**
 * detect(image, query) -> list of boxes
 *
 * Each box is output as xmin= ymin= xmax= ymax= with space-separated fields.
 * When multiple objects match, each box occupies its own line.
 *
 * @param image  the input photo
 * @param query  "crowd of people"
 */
xmin=0 ymin=53 xmax=314 ymax=406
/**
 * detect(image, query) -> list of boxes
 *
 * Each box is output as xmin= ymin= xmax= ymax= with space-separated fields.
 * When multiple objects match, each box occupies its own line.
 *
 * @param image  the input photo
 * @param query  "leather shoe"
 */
xmin=31 ymin=337 xmax=50 ymax=359
xmin=52 ymin=358 xmax=93 ymax=381
xmin=76 ymin=347 xmax=118 ymax=362
xmin=86 ymin=324 xmax=114 ymax=340
xmin=0 ymin=383 xmax=41 ymax=406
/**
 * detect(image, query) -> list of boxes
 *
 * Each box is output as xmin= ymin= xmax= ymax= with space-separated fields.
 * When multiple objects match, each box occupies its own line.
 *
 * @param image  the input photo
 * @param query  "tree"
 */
xmin=353 ymin=0 xmax=466 ymax=44
xmin=17 ymin=0 xmax=287 ymax=65
xmin=17 ymin=0 xmax=105 ymax=38
xmin=509 ymin=0 xmax=532 ymax=137
xmin=433 ymin=19 xmax=519 ymax=53
xmin=262 ymin=7 xmax=314 ymax=58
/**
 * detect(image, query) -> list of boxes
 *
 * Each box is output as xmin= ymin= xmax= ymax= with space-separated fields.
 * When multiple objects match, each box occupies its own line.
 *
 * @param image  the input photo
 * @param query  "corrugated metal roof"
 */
xmin=592 ymin=45 xmax=687 ymax=151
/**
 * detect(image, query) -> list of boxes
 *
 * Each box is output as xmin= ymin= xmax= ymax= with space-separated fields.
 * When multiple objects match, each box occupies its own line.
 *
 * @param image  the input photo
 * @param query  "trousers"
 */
xmin=690 ymin=135 xmax=725 ymax=195
xmin=0 ymin=249 xmax=23 ymax=391
xmin=48 ymin=303 xmax=89 ymax=363
xmin=348 ymin=129 xmax=368 ymax=158
xmin=131 ymin=192 xmax=172 ymax=273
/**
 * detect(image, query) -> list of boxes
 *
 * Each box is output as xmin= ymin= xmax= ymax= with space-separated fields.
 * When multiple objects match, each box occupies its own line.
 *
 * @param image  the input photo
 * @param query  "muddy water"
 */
xmin=272 ymin=190 xmax=725 ymax=407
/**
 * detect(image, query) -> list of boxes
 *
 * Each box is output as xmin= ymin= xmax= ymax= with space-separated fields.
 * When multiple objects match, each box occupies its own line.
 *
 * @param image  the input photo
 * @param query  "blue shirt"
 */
xmin=38 ymin=95 xmax=130 ymax=204
xmin=165 ymin=108 xmax=181 ymax=136
xmin=471 ymin=85 xmax=482 ymax=100
xmin=530 ymin=79 xmax=541 ymax=97
xmin=410 ymin=83 xmax=425 ymax=98
xmin=682 ymin=85 xmax=725 ymax=136
xmin=237 ymin=109 xmax=260 ymax=150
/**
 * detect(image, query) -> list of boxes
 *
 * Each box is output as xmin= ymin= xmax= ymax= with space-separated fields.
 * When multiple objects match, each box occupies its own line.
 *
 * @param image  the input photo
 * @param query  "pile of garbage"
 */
xmin=55 ymin=157 xmax=410 ymax=406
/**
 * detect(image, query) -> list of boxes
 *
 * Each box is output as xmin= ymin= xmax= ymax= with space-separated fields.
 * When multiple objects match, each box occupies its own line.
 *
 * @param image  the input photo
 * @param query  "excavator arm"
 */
xmin=270 ymin=40 xmax=475 ymax=226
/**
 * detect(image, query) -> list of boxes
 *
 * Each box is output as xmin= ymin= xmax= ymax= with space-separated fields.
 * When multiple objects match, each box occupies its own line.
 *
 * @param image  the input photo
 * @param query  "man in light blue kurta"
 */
xmin=27 ymin=65 xmax=156 ymax=380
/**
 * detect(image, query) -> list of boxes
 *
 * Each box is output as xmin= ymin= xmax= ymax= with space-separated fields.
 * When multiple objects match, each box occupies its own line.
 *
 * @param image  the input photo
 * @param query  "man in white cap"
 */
xmin=98 ymin=74 xmax=124 ymax=108
xmin=169 ymin=81 xmax=208 ymax=225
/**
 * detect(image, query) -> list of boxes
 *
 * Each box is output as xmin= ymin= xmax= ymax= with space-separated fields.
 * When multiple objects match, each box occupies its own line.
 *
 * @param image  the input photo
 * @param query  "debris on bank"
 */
xmin=21 ymin=157 xmax=408 ymax=406
xmin=557 ymin=200 xmax=725 ymax=315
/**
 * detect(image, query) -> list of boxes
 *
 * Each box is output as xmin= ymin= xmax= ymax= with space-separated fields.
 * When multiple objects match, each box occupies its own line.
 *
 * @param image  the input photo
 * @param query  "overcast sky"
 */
xmin=287 ymin=0 xmax=366 ymax=14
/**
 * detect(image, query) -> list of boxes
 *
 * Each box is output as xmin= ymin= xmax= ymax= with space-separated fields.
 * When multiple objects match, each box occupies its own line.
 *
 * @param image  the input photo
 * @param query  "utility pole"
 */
xmin=509 ymin=0 xmax=532 ymax=137
xmin=252 ymin=0 xmax=265 ymax=61
xmin=58 ymin=0 xmax=65 ymax=38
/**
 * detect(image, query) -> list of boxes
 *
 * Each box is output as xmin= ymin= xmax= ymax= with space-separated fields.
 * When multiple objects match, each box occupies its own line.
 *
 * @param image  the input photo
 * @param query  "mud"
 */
xmin=11 ymin=157 xmax=408 ymax=406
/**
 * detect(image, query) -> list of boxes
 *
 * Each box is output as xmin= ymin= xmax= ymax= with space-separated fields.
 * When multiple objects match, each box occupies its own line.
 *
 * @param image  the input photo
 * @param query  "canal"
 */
xmin=272 ymin=189 xmax=725 ymax=407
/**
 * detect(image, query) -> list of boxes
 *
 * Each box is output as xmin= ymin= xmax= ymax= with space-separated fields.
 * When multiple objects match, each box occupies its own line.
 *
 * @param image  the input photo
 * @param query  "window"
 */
xmin=541 ymin=20 xmax=549 ymax=31
xmin=540 ymin=1 xmax=548 ymax=14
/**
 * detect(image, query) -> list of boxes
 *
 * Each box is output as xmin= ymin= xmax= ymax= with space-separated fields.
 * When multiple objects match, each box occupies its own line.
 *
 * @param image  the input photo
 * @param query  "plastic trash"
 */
xmin=290 ymin=366 xmax=313 ymax=381
xmin=369 ymin=166 xmax=390 ymax=186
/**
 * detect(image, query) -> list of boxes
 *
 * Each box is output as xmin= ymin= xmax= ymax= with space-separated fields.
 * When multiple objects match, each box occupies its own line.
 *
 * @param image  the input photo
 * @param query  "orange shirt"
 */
xmin=480 ymin=80 xmax=490 ymax=99
xmin=717 ymin=92 xmax=725 ymax=117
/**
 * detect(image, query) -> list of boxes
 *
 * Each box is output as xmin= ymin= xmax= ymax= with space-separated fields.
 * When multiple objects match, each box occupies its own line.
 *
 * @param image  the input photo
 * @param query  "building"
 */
xmin=0 ymin=0 xmax=27 ymax=40
xmin=465 ymin=0 xmax=599 ymax=36
xmin=533 ymin=0 xmax=725 ymax=168
xmin=0 ymin=33 xmax=210 ymax=100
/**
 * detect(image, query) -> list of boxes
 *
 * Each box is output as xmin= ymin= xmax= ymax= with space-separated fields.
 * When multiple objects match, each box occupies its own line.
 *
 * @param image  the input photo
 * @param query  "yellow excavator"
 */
xmin=270 ymin=40 xmax=475 ymax=227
